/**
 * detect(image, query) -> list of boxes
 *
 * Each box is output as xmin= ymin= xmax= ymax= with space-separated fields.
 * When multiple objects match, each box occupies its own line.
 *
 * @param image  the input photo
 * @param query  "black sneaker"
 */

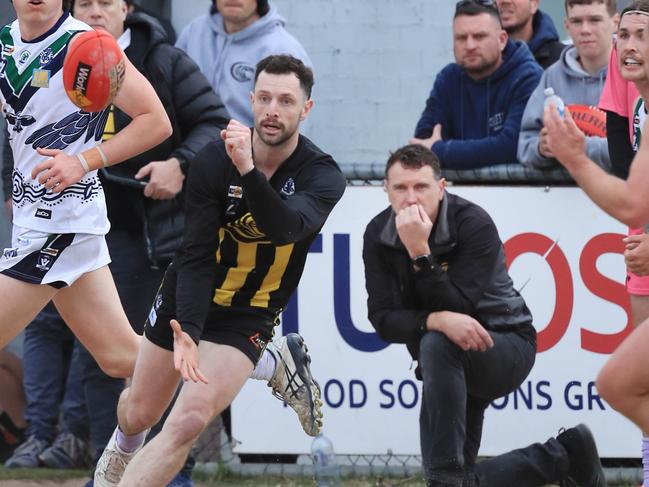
xmin=557 ymin=424 xmax=606 ymax=487
xmin=39 ymin=431 xmax=93 ymax=469
xmin=4 ymin=435 xmax=48 ymax=468
xmin=0 ymin=425 xmax=25 ymax=462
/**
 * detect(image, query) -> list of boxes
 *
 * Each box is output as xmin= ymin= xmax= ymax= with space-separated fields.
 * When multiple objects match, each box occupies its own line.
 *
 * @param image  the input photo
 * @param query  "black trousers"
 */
xmin=418 ymin=327 xmax=567 ymax=487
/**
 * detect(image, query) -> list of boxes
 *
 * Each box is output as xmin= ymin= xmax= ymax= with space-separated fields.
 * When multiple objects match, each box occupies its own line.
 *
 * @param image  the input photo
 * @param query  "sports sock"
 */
xmin=642 ymin=436 xmax=649 ymax=487
xmin=115 ymin=427 xmax=146 ymax=453
xmin=249 ymin=349 xmax=276 ymax=381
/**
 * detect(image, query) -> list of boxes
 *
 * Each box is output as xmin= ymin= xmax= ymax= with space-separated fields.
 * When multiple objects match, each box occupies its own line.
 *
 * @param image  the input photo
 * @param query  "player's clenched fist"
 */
xmin=220 ymin=119 xmax=254 ymax=175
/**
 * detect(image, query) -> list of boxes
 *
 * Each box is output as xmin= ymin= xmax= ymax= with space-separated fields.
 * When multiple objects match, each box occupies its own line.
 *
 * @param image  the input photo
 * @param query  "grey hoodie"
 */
xmin=517 ymin=45 xmax=610 ymax=170
xmin=176 ymin=4 xmax=311 ymax=127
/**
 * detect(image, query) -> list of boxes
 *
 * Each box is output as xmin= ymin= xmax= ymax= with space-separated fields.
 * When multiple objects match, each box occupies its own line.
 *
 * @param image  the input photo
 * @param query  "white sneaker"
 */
xmin=94 ymin=428 xmax=144 ymax=487
xmin=267 ymin=334 xmax=323 ymax=437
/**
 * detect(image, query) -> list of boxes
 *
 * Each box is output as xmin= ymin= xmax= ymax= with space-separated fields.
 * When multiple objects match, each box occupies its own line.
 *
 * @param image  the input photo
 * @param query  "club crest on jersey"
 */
xmin=280 ymin=178 xmax=295 ymax=197
xmin=36 ymin=254 xmax=53 ymax=271
xmin=39 ymin=48 xmax=54 ymax=66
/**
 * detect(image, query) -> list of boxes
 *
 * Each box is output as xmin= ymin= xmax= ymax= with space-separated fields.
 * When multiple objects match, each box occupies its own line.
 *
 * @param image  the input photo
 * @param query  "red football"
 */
xmin=566 ymin=104 xmax=607 ymax=137
xmin=62 ymin=30 xmax=125 ymax=112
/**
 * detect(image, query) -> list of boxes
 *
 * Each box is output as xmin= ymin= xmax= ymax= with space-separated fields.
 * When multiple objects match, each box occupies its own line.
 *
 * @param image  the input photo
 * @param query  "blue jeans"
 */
xmin=22 ymin=302 xmax=88 ymax=442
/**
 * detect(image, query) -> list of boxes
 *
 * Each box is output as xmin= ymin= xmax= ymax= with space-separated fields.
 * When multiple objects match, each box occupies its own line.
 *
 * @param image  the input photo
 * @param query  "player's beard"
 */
xmin=256 ymin=118 xmax=298 ymax=147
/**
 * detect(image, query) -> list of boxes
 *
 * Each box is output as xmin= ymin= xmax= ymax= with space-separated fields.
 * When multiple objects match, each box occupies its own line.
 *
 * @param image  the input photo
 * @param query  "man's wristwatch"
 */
xmin=412 ymin=253 xmax=435 ymax=272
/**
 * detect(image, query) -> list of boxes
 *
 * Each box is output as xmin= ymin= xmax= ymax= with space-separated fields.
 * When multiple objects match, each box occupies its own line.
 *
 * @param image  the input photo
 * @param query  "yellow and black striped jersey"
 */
xmin=174 ymin=135 xmax=346 ymax=341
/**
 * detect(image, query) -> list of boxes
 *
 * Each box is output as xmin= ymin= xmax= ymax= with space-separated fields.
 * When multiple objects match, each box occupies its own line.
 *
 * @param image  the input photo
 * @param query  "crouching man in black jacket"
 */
xmin=362 ymin=145 xmax=606 ymax=487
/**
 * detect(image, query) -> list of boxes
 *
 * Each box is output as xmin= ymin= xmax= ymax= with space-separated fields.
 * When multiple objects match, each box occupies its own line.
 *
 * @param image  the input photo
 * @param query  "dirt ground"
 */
xmin=0 ymin=482 xmax=212 ymax=487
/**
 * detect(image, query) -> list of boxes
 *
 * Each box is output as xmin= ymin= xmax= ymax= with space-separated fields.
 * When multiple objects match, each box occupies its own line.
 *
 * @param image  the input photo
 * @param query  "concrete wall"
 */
xmin=171 ymin=0 xmax=455 ymax=171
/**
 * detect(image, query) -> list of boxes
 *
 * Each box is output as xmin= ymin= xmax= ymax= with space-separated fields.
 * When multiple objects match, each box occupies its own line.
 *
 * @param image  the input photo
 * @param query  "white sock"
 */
xmin=115 ymin=426 xmax=146 ymax=453
xmin=250 ymin=349 xmax=276 ymax=381
xmin=643 ymin=436 xmax=649 ymax=487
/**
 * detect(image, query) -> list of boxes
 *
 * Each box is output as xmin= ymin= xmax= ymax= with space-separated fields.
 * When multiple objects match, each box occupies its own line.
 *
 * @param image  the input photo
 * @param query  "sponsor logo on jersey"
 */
xmin=1 ymin=248 xmax=17 ymax=259
xmin=31 ymin=68 xmax=50 ymax=88
xmin=228 ymin=185 xmax=243 ymax=198
xmin=230 ymin=62 xmax=254 ymax=82
xmin=18 ymin=49 xmax=30 ymax=65
xmin=35 ymin=208 xmax=52 ymax=219
xmin=280 ymin=178 xmax=296 ymax=197
xmin=36 ymin=254 xmax=53 ymax=271
xmin=226 ymin=185 xmax=244 ymax=216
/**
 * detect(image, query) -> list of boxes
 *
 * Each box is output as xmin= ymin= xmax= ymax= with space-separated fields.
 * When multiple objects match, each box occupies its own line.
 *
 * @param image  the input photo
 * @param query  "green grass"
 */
xmin=0 ymin=466 xmax=90 ymax=481
xmin=0 ymin=467 xmax=639 ymax=486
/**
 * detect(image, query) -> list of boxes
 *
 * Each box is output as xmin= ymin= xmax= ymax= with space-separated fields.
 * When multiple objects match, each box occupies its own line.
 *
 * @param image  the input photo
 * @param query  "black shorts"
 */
xmin=144 ymin=263 xmax=276 ymax=365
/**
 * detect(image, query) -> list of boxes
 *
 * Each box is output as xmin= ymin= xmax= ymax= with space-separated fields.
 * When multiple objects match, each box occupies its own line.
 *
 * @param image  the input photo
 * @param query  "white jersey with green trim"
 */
xmin=0 ymin=12 xmax=111 ymax=235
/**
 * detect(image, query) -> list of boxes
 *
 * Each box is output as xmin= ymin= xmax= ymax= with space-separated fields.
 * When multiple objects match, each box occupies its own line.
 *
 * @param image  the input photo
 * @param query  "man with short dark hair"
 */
xmin=410 ymin=1 xmax=542 ymax=169
xmin=363 ymin=144 xmax=606 ymax=487
xmin=496 ymin=0 xmax=566 ymax=68
xmin=93 ymin=54 xmax=345 ymax=487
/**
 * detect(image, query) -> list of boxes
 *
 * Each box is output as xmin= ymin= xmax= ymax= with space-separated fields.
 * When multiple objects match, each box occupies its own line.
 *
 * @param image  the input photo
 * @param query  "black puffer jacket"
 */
xmin=101 ymin=12 xmax=229 ymax=267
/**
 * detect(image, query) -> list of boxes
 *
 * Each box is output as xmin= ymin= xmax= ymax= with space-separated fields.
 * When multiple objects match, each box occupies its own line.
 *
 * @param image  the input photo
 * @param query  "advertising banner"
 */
xmin=233 ymin=186 xmax=636 ymax=457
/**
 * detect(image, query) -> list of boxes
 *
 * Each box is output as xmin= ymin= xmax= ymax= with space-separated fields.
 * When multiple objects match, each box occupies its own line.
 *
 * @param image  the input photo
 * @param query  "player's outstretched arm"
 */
xmin=31 ymin=55 xmax=172 ymax=192
xmin=544 ymin=105 xmax=649 ymax=227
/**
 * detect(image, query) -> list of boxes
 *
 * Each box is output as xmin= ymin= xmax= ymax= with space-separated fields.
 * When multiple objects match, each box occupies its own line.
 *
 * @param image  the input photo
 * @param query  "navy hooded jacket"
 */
xmin=528 ymin=10 xmax=566 ymax=69
xmin=414 ymin=40 xmax=542 ymax=169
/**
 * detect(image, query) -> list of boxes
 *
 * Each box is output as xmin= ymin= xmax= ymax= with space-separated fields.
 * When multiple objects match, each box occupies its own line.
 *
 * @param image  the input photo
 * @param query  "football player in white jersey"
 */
xmin=0 ymin=0 xmax=170 ymax=379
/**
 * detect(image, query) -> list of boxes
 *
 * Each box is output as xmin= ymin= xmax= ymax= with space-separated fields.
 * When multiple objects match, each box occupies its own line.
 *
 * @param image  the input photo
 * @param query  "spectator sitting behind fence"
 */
xmin=176 ymin=0 xmax=311 ymax=128
xmin=363 ymin=143 xmax=606 ymax=487
xmin=496 ymin=0 xmax=566 ymax=68
xmin=518 ymin=0 xmax=617 ymax=170
xmin=410 ymin=0 xmax=542 ymax=170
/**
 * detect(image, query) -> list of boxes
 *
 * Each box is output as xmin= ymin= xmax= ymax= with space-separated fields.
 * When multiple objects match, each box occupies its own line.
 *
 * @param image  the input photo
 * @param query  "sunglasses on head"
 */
xmin=455 ymin=0 xmax=498 ymax=10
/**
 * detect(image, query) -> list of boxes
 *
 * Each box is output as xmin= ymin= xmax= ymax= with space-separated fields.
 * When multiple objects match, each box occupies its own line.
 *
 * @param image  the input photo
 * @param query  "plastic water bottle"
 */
xmin=311 ymin=433 xmax=341 ymax=487
xmin=543 ymin=87 xmax=565 ymax=118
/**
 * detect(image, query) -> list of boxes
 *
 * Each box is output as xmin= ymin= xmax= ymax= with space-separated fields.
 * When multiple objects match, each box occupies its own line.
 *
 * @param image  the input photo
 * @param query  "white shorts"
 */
xmin=0 ymin=225 xmax=110 ymax=288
